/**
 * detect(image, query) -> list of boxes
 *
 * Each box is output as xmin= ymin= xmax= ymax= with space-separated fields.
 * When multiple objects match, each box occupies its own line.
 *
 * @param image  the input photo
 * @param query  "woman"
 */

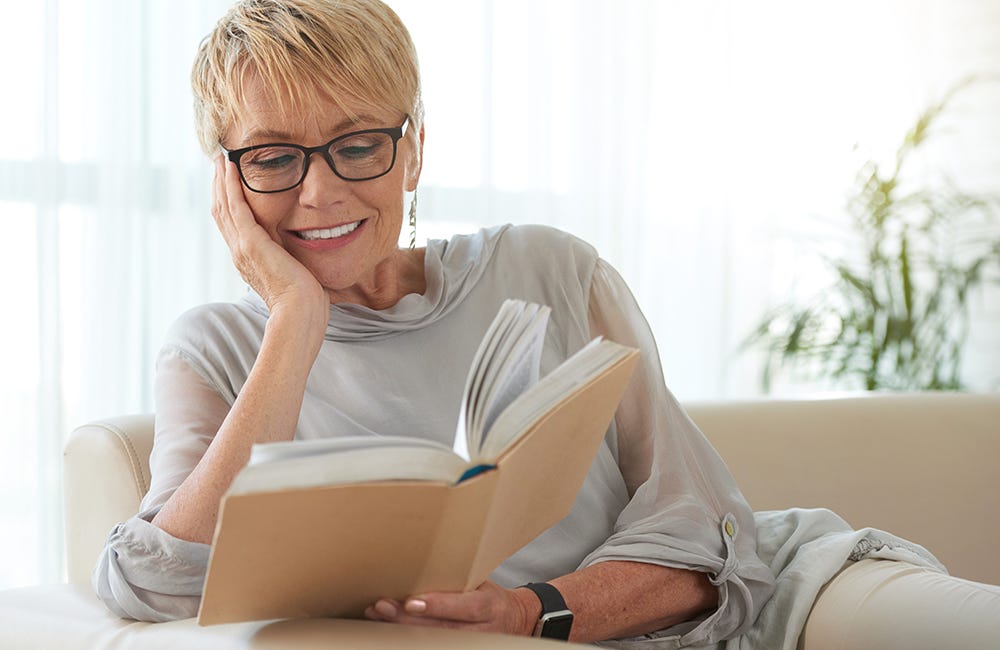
xmin=96 ymin=1 xmax=1000 ymax=647
xmin=94 ymin=0 xmax=773 ymax=643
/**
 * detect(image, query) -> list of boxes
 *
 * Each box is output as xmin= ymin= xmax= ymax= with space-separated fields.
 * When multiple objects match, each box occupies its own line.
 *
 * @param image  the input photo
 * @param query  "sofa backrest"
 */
xmin=63 ymin=393 xmax=1000 ymax=586
xmin=686 ymin=392 xmax=1000 ymax=585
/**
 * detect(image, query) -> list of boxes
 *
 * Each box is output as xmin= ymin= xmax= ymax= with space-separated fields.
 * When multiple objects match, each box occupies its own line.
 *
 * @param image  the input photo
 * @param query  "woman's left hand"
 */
xmin=363 ymin=581 xmax=538 ymax=636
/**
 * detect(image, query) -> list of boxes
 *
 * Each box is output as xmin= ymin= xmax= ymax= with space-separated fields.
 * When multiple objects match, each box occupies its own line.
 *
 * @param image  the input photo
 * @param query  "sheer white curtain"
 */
xmin=394 ymin=0 xmax=1000 ymax=398
xmin=1 ymin=0 xmax=997 ymax=590
xmin=0 ymin=0 xmax=237 ymax=589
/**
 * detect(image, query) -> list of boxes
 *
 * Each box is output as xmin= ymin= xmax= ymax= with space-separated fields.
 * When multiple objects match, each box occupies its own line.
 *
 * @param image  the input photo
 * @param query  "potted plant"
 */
xmin=744 ymin=80 xmax=1000 ymax=392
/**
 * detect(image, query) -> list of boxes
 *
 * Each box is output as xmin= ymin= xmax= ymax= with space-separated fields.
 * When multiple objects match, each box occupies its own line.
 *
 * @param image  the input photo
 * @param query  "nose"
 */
xmin=298 ymin=151 xmax=350 ymax=207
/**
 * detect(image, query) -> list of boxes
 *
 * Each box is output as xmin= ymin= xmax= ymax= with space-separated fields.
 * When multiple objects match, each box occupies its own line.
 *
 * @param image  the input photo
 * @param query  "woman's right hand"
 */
xmin=212 ymin=155 xmax=329 ymax=333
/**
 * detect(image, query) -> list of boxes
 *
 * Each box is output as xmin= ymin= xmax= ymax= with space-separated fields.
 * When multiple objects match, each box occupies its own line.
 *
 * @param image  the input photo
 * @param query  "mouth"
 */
xmin=293 ymin=219 xmax=365 ymax=241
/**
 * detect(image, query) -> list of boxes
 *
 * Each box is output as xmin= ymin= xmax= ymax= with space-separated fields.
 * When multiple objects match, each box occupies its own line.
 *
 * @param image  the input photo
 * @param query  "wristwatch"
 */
xmin=520 ymin=582 xmax=574 ymax=640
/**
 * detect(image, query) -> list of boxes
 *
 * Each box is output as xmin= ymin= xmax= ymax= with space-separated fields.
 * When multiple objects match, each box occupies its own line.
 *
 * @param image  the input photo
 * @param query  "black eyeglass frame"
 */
xmin=223 ymin=117 xmax=410 ymax=194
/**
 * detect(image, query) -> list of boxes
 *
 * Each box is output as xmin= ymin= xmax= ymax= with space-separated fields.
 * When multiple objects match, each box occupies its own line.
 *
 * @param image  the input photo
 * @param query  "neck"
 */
xmin=326 ymin=247 xmax=426 ymax=310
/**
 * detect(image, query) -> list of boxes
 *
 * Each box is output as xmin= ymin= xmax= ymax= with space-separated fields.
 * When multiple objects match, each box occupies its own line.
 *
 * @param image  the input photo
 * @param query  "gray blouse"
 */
xmin=95 ymin=224 xmax=779 ymax=646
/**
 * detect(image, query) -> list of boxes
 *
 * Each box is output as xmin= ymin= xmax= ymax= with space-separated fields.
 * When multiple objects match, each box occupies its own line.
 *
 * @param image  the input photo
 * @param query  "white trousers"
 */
xmin=799 ymin=559 xmax=1000 ymax=650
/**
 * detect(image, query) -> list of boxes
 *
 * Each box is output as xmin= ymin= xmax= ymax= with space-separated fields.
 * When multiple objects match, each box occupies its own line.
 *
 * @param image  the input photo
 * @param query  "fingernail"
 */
xmin=374 ymin=600 xmax=398 ymax=618
xmin=405 ymin=598 xmax=427 ymax=614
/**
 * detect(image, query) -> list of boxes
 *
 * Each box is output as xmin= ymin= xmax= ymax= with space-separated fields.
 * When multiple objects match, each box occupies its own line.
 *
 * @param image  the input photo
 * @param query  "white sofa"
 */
xmin=0 ymin=392 xmax=997 ymax=648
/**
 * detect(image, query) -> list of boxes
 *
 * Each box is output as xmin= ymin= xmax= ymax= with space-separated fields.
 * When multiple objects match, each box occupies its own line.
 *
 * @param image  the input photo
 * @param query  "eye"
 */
xmin=255 ymin=155 xmax=296 ymax=169
xmin=243 ymin=147 xmax=300 ymax=170
xmin=333 ymin=142 xmax=383 ymax=160
xmin=331 ymin=133 xmax=388 ymax=161
xmin=336 ymin=144 xmax=377 ymax=159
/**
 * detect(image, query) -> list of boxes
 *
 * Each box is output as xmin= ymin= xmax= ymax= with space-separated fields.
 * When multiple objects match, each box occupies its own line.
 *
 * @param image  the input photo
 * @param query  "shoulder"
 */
xmin=489 ymin=224 xmax=600 ymax=279
xmin=159 ymin=296 xmax=267 ymax=399
xmin=433 ymin=224 xmax=600 ymax=290
xmin=164 ymin=298 xmax=265 ymax=350
xmin=497 ymin=223 xmax=599 ymax=258
xmin=442 ymin=223 xmax=598 ymax=259
xmin=485 ymin=224 xmax=603 ymax=321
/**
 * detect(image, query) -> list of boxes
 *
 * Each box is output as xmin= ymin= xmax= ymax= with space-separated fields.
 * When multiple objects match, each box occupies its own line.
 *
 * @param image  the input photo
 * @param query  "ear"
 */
xmin=405 ymin=123 xmax=425 ymax=192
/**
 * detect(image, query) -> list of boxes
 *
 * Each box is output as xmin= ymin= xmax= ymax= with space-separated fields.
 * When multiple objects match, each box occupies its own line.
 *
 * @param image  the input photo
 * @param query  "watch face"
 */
xmin=540 ymin=612 xmax=574 ymax=640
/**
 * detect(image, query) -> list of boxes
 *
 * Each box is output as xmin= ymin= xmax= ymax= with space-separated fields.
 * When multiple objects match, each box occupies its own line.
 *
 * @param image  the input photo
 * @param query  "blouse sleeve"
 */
xmin=91 ymin=348 xmax=229 ymax=622
xmin=582 ymin=259 xmax=775 ymax=647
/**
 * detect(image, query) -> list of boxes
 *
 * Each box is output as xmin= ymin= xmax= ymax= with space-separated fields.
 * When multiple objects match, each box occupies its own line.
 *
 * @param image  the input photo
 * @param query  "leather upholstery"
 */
xmin=64 ymin=393 xmax=1000 ymax=586
xmin=63 ymin=415 xmax=155 ymax=585
xmin=685 ymin=392 xmax=1000 ymax=585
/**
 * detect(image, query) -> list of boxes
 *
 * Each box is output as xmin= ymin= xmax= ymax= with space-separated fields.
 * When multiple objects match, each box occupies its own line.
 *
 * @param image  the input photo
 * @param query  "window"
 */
xmin=2 ymin=0 xmax=997 ymax=590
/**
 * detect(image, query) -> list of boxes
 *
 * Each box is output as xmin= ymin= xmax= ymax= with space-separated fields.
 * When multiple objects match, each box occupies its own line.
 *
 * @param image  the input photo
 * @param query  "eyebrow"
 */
xmin=238 ymin=113 xmax=383 ymax=147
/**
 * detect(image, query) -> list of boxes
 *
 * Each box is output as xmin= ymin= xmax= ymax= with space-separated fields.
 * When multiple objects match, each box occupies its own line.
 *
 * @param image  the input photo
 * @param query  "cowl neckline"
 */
xmin=241 ymin=224 xmax=510 ymax=342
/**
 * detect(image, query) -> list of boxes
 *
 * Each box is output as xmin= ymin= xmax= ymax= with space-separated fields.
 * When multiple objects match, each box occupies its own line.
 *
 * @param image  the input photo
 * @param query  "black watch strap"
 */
xmin=520 ymin=582 xmax=574 ymax=640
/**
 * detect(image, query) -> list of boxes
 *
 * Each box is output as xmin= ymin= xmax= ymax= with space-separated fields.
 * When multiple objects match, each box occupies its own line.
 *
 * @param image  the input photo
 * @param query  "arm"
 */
xmin=365 ymin=560 xmax=715 ymax=642
xmin=93 ymin=158 xmax=329 ymax=620
xmin=547 ymin=561 xmax=716 ymax=640
xmin=149 ymin=308 xmax=324 ymax=542
xmin=366 ymin=259 xmax=774 ymax=643
xmin=151 ymin=157 xmax=329 ymax=543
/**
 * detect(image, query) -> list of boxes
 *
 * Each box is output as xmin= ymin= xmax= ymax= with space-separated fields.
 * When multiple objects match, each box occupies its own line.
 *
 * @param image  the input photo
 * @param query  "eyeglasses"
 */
xmin=224 ymin=117 xmax=410 ymax=193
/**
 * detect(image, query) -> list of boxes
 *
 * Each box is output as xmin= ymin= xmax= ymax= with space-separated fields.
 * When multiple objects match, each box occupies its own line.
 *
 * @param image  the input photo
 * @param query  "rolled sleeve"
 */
xmin=582 ymin=510 xmax=772 ymax=647
xmin=93 ymin=506 xmax=210 ymax=622
xmin=92 ymin=349 xmax=229 ymax=622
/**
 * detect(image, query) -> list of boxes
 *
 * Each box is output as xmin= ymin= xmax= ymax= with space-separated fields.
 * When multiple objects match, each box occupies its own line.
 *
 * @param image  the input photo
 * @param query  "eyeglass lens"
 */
xmin=238 ymin=131 xmax=397 ymax=192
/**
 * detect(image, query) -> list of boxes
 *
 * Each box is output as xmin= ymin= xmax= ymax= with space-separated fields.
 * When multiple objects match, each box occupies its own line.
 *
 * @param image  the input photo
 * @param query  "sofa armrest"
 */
xmin=63 ymin=415 xmax=154 ymax=585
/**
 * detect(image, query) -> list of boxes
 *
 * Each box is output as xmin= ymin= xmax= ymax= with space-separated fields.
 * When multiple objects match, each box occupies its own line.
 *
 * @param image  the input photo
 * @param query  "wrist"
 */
xmin=513 ymin=586 xmax=543 ymax=636
xmin=255 ymin=308 xmax=328 ymax=386
xmin=518 ymin=582 xmax=575 ymax=640
xmin=267 ymin=300 xmax=329 ymax=341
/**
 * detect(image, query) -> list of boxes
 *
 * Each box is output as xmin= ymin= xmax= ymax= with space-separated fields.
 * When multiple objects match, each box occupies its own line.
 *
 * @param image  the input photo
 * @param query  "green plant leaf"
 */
xmin=741 ymin=77 xmax=1000 ymax=393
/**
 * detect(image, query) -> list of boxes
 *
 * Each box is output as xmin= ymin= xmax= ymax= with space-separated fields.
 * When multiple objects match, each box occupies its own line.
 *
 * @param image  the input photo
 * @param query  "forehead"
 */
xmin=225 ymin=73 xmax=391 ymax=148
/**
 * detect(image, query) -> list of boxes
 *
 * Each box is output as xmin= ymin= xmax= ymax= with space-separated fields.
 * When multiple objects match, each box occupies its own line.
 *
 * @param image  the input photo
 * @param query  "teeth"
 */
xmin=299 ymin=221 xmax=362 ymax=241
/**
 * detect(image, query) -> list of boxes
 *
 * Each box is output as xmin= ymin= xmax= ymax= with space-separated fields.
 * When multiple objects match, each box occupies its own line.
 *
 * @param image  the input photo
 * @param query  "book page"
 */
xmin=231 ymin=436 xmax=468 ymax=495
xmin=453 ymin=300 xmax=523 ymax=460
xmin=475 ymin=338 xmax=632 ymax=461
xmin=453 ymin=299 xmax=550 ymax=460
xmin=248 ymin=435 xmax=440 ymax=465
xmin=472 ymin=304 xmax=548 ymax=450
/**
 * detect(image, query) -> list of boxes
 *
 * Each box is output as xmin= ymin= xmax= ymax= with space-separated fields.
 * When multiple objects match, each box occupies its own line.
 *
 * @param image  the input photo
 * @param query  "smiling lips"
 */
xmin=295 ymin=220 xmax=363 ymax=240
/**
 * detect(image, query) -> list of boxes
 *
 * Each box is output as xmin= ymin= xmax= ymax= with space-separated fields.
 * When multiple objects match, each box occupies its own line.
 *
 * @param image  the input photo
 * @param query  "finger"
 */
xmin=402 ymin=590 xmax=493 ymax=623
xmin=222 ymin=157 xmax=287 ymax=250
xmin=211 ymin=155 xmax=225 ymax=221
xmin=211 ymin=155 xmax=237 ymax=240
xmin=364 ymin=598 xmax=403 ymax=621
xmin=222 ymin=156 xmax=257 ymax=231
xmin=377 ymin=613 xmax=473 ymax=631
xmin=213 ymin=156 xmax=264 ymax=277
xmin=366 ymin=604 xmax=479 ymax=631
xmin=367 ymin=596 xmax=498 ymax=633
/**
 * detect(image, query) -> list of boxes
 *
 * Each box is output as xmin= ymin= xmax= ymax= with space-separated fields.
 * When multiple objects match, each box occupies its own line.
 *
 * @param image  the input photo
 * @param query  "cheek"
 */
xmin=347 ymin=179 xmax=405 ymax=220
xmin=244 ymin=193 xmax=293 ymax=231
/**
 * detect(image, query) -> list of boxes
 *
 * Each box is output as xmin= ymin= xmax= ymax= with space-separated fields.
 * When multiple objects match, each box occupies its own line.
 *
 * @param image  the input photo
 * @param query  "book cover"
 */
xmin=198 ymin=300 xmax=638 ymax=625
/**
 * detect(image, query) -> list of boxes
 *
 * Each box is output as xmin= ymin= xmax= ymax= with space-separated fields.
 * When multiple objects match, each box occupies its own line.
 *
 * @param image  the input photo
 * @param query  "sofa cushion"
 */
xmin=0 ymin=584 xmax=577 ymax=649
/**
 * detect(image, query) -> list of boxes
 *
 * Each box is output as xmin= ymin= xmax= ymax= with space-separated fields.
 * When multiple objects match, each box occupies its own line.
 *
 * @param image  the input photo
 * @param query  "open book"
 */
xmin=198 ymin=299 xmax=639 ymax=625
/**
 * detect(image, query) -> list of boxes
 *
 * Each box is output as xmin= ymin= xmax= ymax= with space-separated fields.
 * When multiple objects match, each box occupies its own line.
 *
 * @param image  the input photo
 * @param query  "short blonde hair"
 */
xmin=191 ymin=0 xmax=423 ymax=155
